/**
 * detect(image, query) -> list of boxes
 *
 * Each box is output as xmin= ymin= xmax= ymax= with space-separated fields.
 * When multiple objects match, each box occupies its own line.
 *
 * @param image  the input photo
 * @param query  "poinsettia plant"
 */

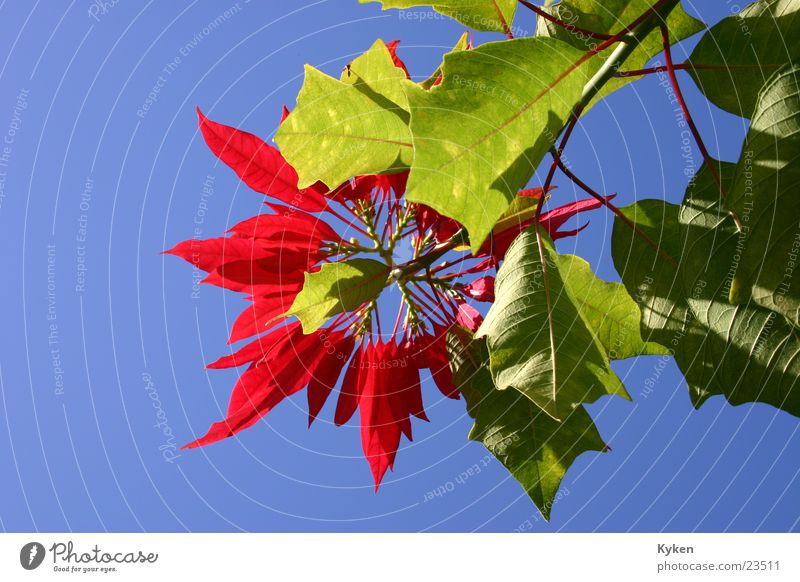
xmin=168 ymin=0 xmax=800 ymax=520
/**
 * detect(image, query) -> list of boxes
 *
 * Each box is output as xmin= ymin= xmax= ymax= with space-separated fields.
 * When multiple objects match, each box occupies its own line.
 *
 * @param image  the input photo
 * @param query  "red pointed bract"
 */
xmin=184 ymin=324 xmax=317 ymax=449
xmin=539 ymin=195 xmax=614 ymax=238
xmin=334 ymin=344 xmax=366 ymax=426
xmin=413 ymin=327 xmax=459 ymax=400
xmin=165 ymin=237 xmax=275 ymax=273
xmin=307 ymin=330 xmax=355 ymax=426
xmin=227 ymin=289 xmax=301 ymax=344
xmin=385 ymin=40 xmax=411 ymax=79
xmin=197 ymin=108 xmax=326 ymax=212
xmin=462 ymin=276 xmax=495 ymax=302
xmin=358 ymin=341 xmax=428 ymax=489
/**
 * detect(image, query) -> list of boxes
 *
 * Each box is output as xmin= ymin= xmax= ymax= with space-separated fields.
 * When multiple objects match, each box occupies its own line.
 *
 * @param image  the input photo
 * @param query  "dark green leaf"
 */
xmin=612 ymin=163 xmax=800 ymax=416
xmin=688 ymin=0 xmax=800 ymax=118
xmin=608 ymin=198 xmax=690 ymax=350
xmin=728 ymin=64 xmax=800 ymax=327
xmin=447 ymin=326 xmax=607 ymax=520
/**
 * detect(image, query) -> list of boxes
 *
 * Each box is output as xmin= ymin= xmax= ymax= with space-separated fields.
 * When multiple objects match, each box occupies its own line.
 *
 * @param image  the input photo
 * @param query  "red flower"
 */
xmin=168 ymin=44 xmax=607 ymax=489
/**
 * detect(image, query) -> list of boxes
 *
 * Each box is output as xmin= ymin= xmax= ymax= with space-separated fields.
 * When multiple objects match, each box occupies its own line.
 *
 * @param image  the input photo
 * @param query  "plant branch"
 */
xmin=659 ymin=25 xmax=744 ymax=231
xmin=397 ymin=230 xmax=466 ymax=277
xmin=535 ymin=0 xmax=681 ymax=221
xmin=534 ymin=0 xmax=677 ymax=224
xmin=518 ymin=0 xmax=613 ymax=40
xmin=578 ymin=0 xmax=680 ymax=107
xmin=552 ymin=152 xmax=678 ymax=267
xmin=528 ymin=1 xmax=681 ymax=397
xmin=615 ymin=62 xmax=779 ymax=78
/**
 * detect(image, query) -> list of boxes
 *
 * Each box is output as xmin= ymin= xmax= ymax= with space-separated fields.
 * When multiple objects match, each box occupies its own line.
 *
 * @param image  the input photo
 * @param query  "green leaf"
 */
xmin=476 ymin=227 xmax=629 ymax=421
xmin=358 ymin=0 xmax=516 ymax=33
xmin=681 ymin=164 xmax=800 ymax=415
xmin=419 ymin=32 xmax=470 ymax=90
xmin=609 ymin=199 xmax=690 ymax=351
xmin=556 ymin=253 xmax=670 ymax=359
xmin=688 ymin=0 xmax=800 ymax=119
xmin=728 ymin=64 xmax=800 ymax=327
xmin=491 ymin=192 xmax=543 ymax=234
xmin=536 ymin=0 xmax=704 ymax=107
xmin=612 ymin=163 xmax=800 ymax=417
xmin=275 ymin=41 xmax=414 ymax=189
xmin=406 ymin=37 xmax=599 ymax=252
xmin=446 ymin=326 xmax=607 ymax=520
xmin=341 ymin=39 xmax=411 ymax=111
xmin=286 ymin=258 xmax=389 ymax=333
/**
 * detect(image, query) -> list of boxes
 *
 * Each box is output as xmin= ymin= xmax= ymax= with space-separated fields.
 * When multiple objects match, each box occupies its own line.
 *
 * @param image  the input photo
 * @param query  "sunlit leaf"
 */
xmin=536 ymin=0 xmax=704 ymax=107
xmin=286 ymin=258 xmax=389 ymax=332
xmin=406 ymin=37 xmax=599 ymax=251
xmin=557 ymin=253 xmax=669 ymax=359
xmin=359 ymin=0 xmax=516 ymax=33
xmin=477 ymin=227 xmax=629 ymax=421
xmin=420 ymin=32 xmax=471 ymax=90
xmin=276 ymin=40 xmax=415 ymax=188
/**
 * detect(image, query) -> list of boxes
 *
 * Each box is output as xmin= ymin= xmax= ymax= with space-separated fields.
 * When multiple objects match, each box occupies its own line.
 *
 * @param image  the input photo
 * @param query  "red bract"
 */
xmin=197 ymin=108 xmax=327 ymax=212
xmin=479 ymin=194 xmax=613 ymax=260
xmin=462 ymin=276 xmax=495 ymax=302
xmin=169 ymin=45 xmax=607 ymax=489
xmin=385 ymin=40 xmax=411 ymax=79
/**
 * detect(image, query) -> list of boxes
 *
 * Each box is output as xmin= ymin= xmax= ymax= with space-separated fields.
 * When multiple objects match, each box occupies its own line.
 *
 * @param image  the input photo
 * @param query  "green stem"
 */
xmin=578 ymin=0 xmax=680 ymax=108
xmin=536 ymin=0 xmax=681 ymax=223
xmin=387 ymin=205 xmax=414 ymax=257
xmin=397 ymin=229 xmax=468 ymax=279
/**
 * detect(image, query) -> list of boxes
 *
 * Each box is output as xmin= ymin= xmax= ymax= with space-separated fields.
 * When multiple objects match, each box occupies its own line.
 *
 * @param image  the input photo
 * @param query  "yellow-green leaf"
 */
xmin=359 ymin=0 xmax=516 ymax=33
xmin=286 ymin=258 xmax=389 ymax=333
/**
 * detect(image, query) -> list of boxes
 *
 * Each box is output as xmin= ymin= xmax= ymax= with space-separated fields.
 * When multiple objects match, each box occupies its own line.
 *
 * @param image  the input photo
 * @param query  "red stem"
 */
xmin=325 ymin=205 xmax=371 ymax=238
xmin=518 ymin=0 xmax=613 ymax=40
xmin=615 ymin=62 xmax=775 ymax=78
xmin=428 ymin=254 xmax=477 ymax=275
xmin=392 ymin=299 xmax=405 ymax=336
xmin=492 ymin=0 xmax=514 ymax=39
xmin=422 ymin=275 xmax=461 ymax=320
xmin=553 ymin=155 xmax=678 ymax=266
xmin=407 ymin=284 xmax=451 ymax=326
xmin=660 ymin=25 xmax=743 ymax=231
xmin=535 ymin=103 xmax=584 ymax=220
